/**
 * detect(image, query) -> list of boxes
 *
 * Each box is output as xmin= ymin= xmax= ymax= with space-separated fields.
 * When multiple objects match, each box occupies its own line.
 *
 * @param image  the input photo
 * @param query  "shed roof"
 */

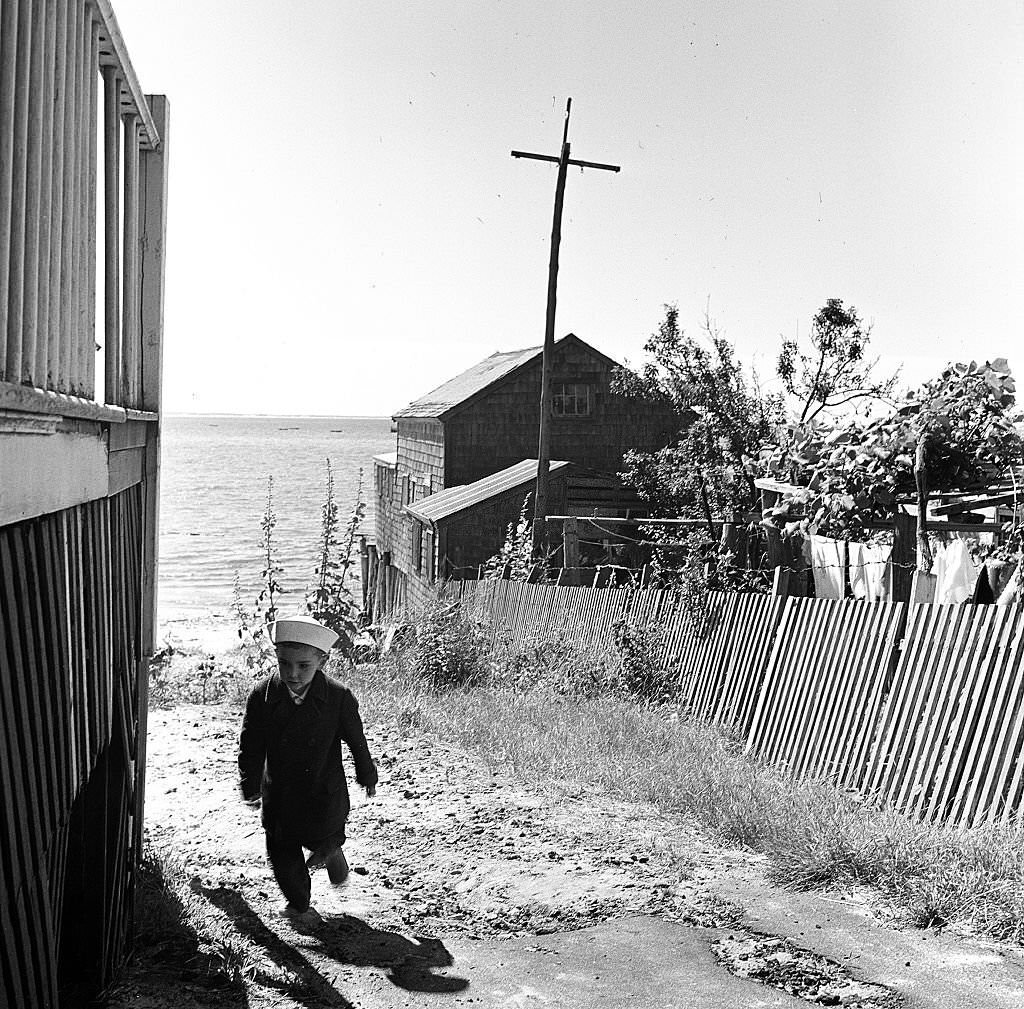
xmin=393 ymin=333 xmax=621 ymax=420
xmin=394 ymin=346 xmax=541 ymax=419
xmin=406 ymin=459 xmax=571 ymax=524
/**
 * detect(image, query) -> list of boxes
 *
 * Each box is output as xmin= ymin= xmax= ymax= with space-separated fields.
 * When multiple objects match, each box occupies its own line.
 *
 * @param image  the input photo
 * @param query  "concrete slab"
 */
xmin=303 ymin=915 xmax=806 ymax=1009
xmin=713 ymin=878 xmax=1024 ymax=1009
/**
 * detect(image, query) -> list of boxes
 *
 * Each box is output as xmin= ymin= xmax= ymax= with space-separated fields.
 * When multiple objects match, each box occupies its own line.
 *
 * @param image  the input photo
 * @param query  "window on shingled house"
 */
xmin=552 ymin=383 xmax=592 ymax=416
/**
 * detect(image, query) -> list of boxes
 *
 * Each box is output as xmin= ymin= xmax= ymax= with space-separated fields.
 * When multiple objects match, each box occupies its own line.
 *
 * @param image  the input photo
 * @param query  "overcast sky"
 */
xmin=115 ymin=1 xmax=1023 ymax=417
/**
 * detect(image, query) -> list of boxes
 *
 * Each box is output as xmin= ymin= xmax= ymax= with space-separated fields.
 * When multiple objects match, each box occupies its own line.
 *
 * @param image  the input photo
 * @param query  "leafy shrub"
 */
xmin=611 ymin=620 xmax=679 ymax=704
xmin=409 ymin=599 xmax=490 ymax=689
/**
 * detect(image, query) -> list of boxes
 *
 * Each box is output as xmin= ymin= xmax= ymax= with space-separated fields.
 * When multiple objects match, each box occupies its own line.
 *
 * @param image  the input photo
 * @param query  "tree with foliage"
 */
xmin=613 ymin=305 xmax=783 ymax=525
xmin=777 ymin=298 xmax=898 ymax=423
xmin=760 ymin=359 xmax=1023 ymax=564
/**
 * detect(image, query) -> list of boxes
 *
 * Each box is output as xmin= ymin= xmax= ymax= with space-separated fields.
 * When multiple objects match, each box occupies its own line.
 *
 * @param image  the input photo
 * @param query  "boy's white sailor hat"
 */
xmin=269 ymin=614 xmax=339 ymax=652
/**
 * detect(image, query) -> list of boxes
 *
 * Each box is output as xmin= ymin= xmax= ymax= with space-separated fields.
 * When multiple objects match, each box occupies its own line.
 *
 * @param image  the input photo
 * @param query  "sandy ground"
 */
xmin=107 ymin=643 xmax=1024 ymax=1009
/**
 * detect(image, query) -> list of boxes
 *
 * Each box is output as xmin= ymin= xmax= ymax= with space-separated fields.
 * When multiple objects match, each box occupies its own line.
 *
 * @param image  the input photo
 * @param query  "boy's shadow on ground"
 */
xmin=200 ymin=884 xmax=469 ymax=999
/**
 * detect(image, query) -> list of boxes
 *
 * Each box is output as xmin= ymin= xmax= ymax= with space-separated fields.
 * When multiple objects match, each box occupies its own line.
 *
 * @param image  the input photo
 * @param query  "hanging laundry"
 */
xmin=810 ymin=535 xmax=846 ymax=599
xmin=971 ymin=564 xmax=995 ymax=604
xmin=932 ymin=540 xmax=978 ymax=604
xmin=849 ymin=542 xmax=891 ymax=601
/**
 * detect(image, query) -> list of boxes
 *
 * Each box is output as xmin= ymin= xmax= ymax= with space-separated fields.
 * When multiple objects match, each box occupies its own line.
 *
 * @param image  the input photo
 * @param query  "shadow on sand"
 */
xmin=200 ymin=884 xmax=469 ymax=1002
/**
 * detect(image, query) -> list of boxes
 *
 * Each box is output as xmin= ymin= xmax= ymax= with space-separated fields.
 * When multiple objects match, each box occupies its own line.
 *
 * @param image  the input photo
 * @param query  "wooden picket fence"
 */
xmin=450 ymin=579 xmax=1024 ymax=827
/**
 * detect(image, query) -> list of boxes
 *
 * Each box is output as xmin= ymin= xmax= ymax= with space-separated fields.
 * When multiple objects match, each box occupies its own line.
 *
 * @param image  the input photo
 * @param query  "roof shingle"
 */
xmin=393 ymin=346 xmax=541 ymax=419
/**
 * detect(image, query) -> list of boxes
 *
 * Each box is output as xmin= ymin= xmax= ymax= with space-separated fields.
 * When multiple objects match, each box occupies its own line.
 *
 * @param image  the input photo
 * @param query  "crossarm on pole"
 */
xmin=511 ymin=150 xmax=620 ymax=173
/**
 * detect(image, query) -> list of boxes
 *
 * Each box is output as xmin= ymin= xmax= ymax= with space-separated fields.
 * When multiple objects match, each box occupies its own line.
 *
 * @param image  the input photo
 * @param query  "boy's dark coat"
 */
xmin=238 ymin=670 xmax=377 ymax=843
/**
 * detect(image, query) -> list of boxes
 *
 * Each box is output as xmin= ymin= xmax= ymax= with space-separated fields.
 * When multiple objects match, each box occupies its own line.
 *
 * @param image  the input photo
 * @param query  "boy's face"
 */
xmin=276 ymin=642 xmax=326 ymax=696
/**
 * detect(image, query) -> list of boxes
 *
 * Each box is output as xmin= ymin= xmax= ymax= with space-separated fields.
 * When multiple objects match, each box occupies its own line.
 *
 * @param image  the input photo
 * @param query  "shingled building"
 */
xmin=369 ymin=334 xmax=676 ymax=615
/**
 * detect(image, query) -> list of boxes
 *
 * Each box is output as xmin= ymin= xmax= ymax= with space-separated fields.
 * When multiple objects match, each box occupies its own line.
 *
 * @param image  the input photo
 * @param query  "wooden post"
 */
xmin=562 ymin=515 xmax=580 ymax=568
xmin=512 ymin=100 xmax=620 ymax=558
xmin=0 ymin=0 xmax=19 ymax=379
xmin=73 ymin=3 xmax=90 ymax=395
xmin=101 ymin=66 xmax=120 ymax=404
xmin=771 ymin=565 xmax=791 ymax=597
xmin=914 ymin=434 xmax=932 ymax=572
xmin=891 ymin=508 xmax=915 ymax=603
xmin=121 ymin=113 xmax=139 ymax=407
xmin=138 ymin=94 xmax=168 ymax=656
xmin=532 ymin=109 xmax=571 ymax=558
xmin=84 ymin=16 xmax=99 ymax=397
xmin=20 ymin=0 xmax=45 ymax=386
xmin=911 ymin=571 xmax=936 ymax=604
xmin=34 ymin=0 xmax=59 ymax=389
xmin=6 ymin=0 xmax=33 ymax=383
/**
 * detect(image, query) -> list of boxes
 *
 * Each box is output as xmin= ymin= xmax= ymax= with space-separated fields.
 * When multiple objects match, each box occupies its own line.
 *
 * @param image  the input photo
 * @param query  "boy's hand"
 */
xmin=244 ymin=796 xmax=262 ymax=810
xmin=363 ymin=785 xmax=376 ymax=798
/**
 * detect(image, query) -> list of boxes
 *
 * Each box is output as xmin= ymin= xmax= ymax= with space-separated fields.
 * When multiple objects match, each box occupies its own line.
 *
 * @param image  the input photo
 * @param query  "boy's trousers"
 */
xmin=266 ymin=833 xmax=314 ymax=910
xmin=265 ymin=823 xmax=347 ymax=911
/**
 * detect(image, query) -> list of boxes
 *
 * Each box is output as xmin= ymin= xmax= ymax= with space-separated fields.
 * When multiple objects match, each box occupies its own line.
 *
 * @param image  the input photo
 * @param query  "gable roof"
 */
xmin=393 ymin=333 xmax=620 ymax=420
xmin=406 ymin=458 xmax=571 ymax=524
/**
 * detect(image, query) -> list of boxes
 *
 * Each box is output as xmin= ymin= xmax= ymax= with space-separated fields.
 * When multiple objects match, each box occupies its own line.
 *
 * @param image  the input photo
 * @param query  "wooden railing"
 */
xmin=0 ymin=0 xmax=165 ymax=413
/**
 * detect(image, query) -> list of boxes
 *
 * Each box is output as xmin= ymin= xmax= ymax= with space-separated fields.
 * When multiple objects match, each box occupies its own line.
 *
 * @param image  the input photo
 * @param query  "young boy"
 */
xmin=238 ymin=614 xmax=378 ymax=922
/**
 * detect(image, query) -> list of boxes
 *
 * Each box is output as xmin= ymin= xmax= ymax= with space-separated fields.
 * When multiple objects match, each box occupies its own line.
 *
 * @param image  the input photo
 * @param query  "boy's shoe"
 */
xmin=306 ymin=844 xmax=350 ymax=885
xmin=278 ymin=903 xmax=321 ymax=926
xmin=325 ymin=847 xmax=349 ymax=886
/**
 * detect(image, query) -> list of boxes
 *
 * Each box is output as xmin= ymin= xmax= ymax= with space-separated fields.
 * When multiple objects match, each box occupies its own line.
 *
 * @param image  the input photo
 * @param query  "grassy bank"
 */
xmin=345 ymin=608 xmax=1024 ymax=946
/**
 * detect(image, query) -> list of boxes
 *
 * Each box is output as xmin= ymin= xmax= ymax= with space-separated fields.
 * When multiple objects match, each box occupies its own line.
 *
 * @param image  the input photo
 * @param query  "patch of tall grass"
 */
xmin=357 ymin=607 xmax=1024 ymax=946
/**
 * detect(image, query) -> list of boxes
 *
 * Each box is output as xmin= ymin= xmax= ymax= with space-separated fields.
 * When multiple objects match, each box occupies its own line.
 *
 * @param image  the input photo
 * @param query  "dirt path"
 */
xmin=113 ymin=687 xmax=1024 ymax=1009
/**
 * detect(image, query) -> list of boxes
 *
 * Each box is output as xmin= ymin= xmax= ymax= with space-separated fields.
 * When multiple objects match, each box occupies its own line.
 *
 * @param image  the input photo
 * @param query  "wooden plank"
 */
xmin=57 ymin=0 xmax=80 ymax=392
xmin=42 ymin=514 xmax=74 ymax=816
xmin=0 ymin=889 xmax=28 ymax=1009
xmin=865 ymin=604 xmax=945 ymax=803
xmin=12 ymin=527 xmax=59 ymax=840
xmin=5 ymin=0 xmax=32 ymax=382
xmin=980 ymin=610 xmax=1024 ymax=823
xmin=19 ymin=0 xmax=46 ymax=385
xmin=924 ymin=607 xmax=1003 ymax=821
xmin=0 ymin=535 xmax=43 ymax=903
xmin=950 ymin=608 xmax=1023 ymax=822
xmin=107 ymin=443 xmax=144 ymax=495
xmin=45 ymin=0 xmax=68 ymax=389
xmin=744 ymin=596 xmax=796 ymax=758
xmin=73 ymin=1 xmax=91 ymax=395
xmin=101 ymin=65 xmax=120 ymax=404
xmin=33 ymin=0 xmax=58 ymax=388
xmin=0 ymin=0 xmax=18 ymax=381
xmin=898 ymin=606 xmax=981 ymax=817
xmin=121 ymin=113 xmax=139 ymax=406
xmin=0 ymin=424 xmax=109 ymax=525
xmin=69 ymin=507 xmax=91 ymax=784
xmin=83 ymin=13 xmax=100 ymax=397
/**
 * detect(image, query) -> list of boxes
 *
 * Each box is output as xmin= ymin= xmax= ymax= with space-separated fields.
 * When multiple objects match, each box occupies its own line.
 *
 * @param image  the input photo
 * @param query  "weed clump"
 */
xmin=405 ymin=599 xmax=491 ymax=689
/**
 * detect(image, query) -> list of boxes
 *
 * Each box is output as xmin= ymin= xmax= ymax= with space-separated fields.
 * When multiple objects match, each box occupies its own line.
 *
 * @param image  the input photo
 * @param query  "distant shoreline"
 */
xmin=165 ymin=412 xmax=390 ymax=420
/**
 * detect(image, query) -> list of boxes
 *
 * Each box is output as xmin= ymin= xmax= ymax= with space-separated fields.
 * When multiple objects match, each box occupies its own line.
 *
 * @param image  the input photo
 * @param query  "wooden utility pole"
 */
xmin=512 ymin=99 xmax=619 ymax=558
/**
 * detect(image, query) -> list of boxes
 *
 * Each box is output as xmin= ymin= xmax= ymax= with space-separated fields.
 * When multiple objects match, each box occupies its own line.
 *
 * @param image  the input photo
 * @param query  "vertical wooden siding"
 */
xmin=0 ymin=486 xmax=145 ymax=1007
xmin=451 ymin=580 xmax=1024 ymax=828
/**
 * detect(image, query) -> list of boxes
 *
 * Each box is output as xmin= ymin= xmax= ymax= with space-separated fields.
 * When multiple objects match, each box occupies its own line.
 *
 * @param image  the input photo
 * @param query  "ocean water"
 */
xmin=159 ymin=415 xmax=394 ymax=626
